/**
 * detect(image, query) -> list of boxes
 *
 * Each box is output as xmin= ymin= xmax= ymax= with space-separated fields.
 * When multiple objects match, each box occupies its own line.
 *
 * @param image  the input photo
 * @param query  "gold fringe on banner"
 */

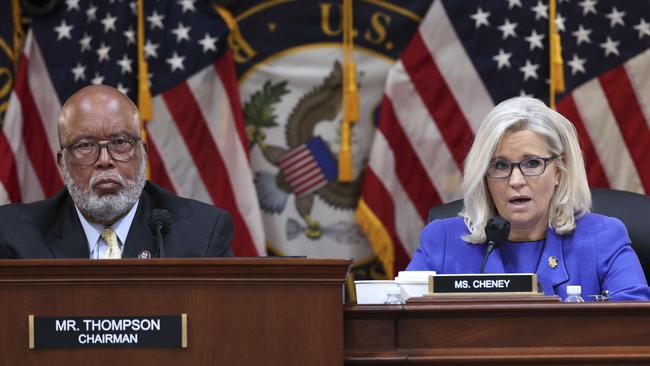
xmin=338 ymin=0 xmax=359 ymax=182
xmin=355 ymin=199 xmax=395 ymax=279
xmin=549 ymin=0 xmax=565 ymax=109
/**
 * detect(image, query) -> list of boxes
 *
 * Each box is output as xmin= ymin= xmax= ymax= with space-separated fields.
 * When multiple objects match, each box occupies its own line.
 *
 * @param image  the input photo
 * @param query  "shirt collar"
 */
xmin=75 ymin=200 xmax=140 ymax=258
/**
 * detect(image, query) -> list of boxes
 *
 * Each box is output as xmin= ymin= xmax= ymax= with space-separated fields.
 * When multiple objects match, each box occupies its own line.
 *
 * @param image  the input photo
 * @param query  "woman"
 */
xmin=407 ymin=97 xmax=650 ymax=301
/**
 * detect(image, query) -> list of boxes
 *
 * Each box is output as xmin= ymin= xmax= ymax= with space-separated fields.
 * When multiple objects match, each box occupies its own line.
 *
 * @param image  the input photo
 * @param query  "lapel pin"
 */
xmin=138 ymin=250 xmax=152 ymax=259
xmin=548 ymin=256 xmax=558 ymax=269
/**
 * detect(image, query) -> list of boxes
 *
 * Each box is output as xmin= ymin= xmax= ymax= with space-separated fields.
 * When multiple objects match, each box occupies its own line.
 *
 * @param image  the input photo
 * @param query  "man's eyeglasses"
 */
xmin=61 ymin=135 xmax=142 ymax=166
xmin=487 ymin=155 xmax=558 ymax=179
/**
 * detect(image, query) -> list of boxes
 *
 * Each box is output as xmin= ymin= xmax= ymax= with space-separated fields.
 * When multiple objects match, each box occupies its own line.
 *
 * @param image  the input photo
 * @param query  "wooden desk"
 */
xmin=345 ymin=297 xmax=650 ymax=365
xmin=0 ymin=258 xmax=350 ymax=366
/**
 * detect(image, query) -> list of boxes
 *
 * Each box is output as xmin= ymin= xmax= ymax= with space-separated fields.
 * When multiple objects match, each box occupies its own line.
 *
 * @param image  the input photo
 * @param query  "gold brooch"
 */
xmin=548 ymin=256 xmax=558 ymax=269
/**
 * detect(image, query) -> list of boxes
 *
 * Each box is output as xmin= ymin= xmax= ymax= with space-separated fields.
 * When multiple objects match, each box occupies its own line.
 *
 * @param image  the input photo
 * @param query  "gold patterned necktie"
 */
xmin=100 ymin=227 xmax=121 ymax=259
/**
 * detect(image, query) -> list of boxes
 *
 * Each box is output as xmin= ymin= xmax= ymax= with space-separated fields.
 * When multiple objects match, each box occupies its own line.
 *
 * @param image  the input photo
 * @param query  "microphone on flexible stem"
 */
xmin=147 ymin=209 xmax=172 ymax=258
xmin=480 ymin=216 xmax=510 ymax=273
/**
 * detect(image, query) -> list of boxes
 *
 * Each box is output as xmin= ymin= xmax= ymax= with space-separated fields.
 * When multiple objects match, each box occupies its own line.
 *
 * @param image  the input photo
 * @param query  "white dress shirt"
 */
xmin=75 ymin=201 xmax=139 ymax=259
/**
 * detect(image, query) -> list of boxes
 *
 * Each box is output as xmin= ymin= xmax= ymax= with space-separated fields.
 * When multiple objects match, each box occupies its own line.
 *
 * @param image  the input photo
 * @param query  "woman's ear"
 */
xmin=554 ymin=156 xmax=563 ymax=186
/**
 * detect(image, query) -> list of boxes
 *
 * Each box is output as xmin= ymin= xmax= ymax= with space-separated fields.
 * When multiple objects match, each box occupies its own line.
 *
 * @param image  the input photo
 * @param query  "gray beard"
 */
xmin=61 ymin=157 xmax=146 ymax=224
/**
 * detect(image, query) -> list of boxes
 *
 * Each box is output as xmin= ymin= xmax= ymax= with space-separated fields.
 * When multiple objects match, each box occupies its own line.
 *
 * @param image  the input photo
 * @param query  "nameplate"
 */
xmin=28 ymin=314 xmax=187 ymax=349
xmin=429 ymin=274 xmax=538 ymax=295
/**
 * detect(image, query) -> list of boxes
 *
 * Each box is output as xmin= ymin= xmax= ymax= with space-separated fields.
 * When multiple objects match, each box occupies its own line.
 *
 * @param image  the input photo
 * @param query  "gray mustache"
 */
xmin=89 ymin=171 xmax=126 ymax=188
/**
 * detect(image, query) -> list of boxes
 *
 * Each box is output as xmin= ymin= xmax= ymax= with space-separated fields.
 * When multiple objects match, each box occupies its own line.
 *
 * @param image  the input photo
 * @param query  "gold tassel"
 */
xmin=338 ymin=0 xmax=358 ymax=182
xmin=137 ymin=0 xmax=153 ymax=121
xmin=338 ymin=121 xmax=353 ymax=181
xmin=549 ymin=0 xmax=565 ymax=109
xmin=343 ymin=62 xmax=359 ymax=121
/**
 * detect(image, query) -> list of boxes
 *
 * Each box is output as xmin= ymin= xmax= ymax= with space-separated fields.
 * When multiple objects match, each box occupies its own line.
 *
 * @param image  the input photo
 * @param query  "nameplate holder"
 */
xmin=428 ymin=273 xmax=539 ymax=295
xmin=28 ymin=314 xmax=187 ymax=349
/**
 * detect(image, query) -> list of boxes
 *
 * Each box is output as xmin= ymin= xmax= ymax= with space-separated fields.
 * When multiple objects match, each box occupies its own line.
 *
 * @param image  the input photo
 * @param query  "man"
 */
xmin=0 ymin=85 xmax=233 ymax=258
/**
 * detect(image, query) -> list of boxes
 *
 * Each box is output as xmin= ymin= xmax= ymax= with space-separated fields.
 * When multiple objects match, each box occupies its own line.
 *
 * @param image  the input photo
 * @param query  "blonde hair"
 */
xmin=461 ymin=97 xmax=591 ymax=243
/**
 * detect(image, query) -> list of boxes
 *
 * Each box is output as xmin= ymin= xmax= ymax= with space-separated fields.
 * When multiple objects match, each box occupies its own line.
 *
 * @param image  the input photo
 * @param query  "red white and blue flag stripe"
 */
xmin=278 ymin=137 xmax=337 ymax=197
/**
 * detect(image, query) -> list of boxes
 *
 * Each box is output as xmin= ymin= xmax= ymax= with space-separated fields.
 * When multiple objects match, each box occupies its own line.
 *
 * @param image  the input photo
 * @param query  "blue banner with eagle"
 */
xmin=228 ymin=0 xmax=432 ymax=285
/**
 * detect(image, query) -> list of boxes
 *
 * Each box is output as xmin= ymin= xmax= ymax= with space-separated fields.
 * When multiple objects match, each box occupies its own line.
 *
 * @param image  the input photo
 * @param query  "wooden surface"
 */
xmin=0 ymin=258 xmax=351 ymax=366
xmin=345 ymin=297 xmax=650 ymax=365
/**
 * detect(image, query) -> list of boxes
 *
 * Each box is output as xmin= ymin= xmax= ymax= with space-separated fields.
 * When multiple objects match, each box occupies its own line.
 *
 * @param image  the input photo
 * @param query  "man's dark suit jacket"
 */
xmin=0 ymin=181 xmax=233 ymax=258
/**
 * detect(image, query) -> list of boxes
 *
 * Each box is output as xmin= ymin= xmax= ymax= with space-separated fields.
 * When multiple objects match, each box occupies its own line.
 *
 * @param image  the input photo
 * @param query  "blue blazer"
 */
xmin=407 ymin=213 xmax=650 ymax=301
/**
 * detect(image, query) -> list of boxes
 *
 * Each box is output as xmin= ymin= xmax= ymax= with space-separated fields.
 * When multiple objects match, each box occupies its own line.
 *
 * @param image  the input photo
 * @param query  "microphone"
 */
xmin=480 ymin=216 xmax=510 ymax=273
xmin=147 ymin=209 xmax=172 ymax=258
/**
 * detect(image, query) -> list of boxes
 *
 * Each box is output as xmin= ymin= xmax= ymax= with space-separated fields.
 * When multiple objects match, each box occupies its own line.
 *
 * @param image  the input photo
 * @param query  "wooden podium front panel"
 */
xmin=345 ymin=300 xmax=650 ymax=365
xmin=0 ymin=258 xmax=350 ymax=366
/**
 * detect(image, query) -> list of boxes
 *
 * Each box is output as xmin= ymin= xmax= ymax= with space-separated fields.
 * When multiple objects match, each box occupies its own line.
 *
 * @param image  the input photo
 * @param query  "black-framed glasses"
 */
xmin=487 ymin=155 xmax=558 ymax=179
xmin=61 ymin=135 xmax=142 ymax=166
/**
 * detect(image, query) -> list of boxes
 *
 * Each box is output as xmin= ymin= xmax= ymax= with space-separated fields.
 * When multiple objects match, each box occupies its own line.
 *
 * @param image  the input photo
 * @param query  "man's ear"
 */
xmin=56 ymin=151 xmax=65 ymax=178
xmin=141 ymin=142 xmax=148 ymax=158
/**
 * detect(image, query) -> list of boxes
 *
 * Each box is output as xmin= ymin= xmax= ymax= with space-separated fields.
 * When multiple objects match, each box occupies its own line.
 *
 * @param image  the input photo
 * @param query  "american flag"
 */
xmin=277 ymin=137 xmax=337 ymax=198
xmin=0 ymin=0 xmax=265 ymax=256
xmin=357 ymin=0 xmax=650 ymax=277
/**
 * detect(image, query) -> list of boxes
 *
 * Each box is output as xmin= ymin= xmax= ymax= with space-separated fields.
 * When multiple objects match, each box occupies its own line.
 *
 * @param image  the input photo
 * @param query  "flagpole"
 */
xmin=339 ymin=0 xmax=359 ymax=182
xmin=549 ymin=0 xmax=565 ymax=109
